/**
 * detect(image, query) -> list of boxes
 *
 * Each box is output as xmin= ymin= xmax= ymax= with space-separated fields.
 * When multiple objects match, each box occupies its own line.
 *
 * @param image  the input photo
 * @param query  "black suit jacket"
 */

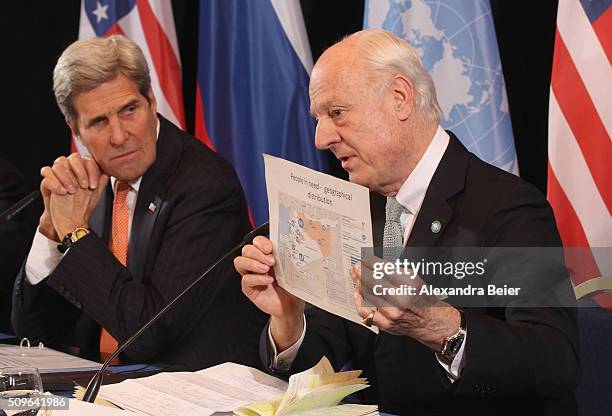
xmin=1 ymin=159 xmax=34 ymax=333
xmin=262 ymin=133 xmax=579 ymax=415
xmin=12 ymin=116 xmax=267 ymax=369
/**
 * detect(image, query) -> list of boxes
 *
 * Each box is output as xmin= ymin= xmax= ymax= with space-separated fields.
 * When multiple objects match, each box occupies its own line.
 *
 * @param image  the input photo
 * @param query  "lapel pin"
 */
xmin=431 ymin=220 xmax=442 ymax=234
xmin=148 ymin=202 xmax=157 ymax=213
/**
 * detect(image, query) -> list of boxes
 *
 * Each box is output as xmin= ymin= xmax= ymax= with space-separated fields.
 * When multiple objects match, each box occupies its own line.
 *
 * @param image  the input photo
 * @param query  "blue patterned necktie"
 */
xmin=383 ymin=197 xmax=408 ymax=261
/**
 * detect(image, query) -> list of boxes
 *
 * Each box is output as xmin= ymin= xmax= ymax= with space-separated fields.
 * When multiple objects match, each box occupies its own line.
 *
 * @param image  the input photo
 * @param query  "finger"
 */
xmin=242 ymin=243 xmax=275 ymax=267
xmin=66 ymin=153 xmax=90 ymax=189
xmin=349 ymin=263 xmax=361 ymax=284
xmin=51 ymin=156 xmax=77 ymax=193
xmin=40 ymin=167 xmax=68 ymax=195
xmin=369 ymin=307 xmax=396 ymax=332
xmin=354 ymin=282 xmax=376 ymax=316
xmin=82 ymin=155 xmax=101 ymax=189
xmin=252 ymin=236 xmax=274 ymax=255
xmin=234 ymin=255 xmax=271 ymax=276
xmin=241 ymin=273 xmax=275 ymax=291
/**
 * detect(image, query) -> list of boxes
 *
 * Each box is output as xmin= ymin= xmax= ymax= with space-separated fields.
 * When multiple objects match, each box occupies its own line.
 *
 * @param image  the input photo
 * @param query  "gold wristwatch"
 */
xmin=57 ymin=227 xmax=90 ymax=253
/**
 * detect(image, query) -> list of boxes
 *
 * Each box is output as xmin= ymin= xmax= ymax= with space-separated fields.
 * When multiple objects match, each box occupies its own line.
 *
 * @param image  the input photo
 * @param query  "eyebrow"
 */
xmin=84 ymin=98 xmax=141 ymax=128
xmin=120 ymin=99 xmax=140 ymax=112
xmin=310 ymin=99 xmax=333 ymax=118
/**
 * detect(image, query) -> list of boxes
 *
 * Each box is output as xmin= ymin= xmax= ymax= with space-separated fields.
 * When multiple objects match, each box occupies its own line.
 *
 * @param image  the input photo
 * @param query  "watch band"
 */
xmin=57 ymin=227 xmax=90 ymax=253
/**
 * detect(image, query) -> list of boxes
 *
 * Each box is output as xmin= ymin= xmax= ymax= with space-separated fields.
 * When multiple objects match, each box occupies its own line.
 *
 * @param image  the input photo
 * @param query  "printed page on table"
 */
xmin=98 ymin=362 xmax=287 ymax=415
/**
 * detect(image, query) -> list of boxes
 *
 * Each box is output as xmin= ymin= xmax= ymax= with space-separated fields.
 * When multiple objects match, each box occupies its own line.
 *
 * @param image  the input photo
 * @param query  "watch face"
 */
xmin=74 ymin=229 xmax=89 ymax=239
xmin=449 ymin=336 xmax=464 ymax=355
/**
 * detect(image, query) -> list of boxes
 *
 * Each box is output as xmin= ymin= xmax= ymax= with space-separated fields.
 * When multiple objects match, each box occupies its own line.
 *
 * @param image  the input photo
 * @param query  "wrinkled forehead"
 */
xmin=310 ymin=48 xmax=364 ymax=96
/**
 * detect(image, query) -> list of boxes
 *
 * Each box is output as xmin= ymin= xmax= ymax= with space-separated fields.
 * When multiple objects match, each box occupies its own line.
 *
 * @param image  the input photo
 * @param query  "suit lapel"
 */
xmin=404 ymin=132 xmax=468 ymax=251
xmin=128 ymin=115 xmax=182 ymax=281
xmin=405 ymin=186 xmax=453 ymax=249
xmin=370 ymin=191 xmax=386 ymax=256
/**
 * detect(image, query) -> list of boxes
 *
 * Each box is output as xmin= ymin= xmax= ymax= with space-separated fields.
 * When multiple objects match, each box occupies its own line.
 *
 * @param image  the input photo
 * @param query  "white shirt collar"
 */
xmin=395 ymin=126 xmax=450 ymax=214
xmin=110 ymin=117 xmax=159 ymax=194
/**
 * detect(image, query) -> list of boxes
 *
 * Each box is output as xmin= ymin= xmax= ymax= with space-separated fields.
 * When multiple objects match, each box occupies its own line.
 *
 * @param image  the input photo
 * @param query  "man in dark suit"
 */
xmin=12 ymin=35 xmax=266 ymax=369
xmin=235 ymin=29 xmax=579 ymax=415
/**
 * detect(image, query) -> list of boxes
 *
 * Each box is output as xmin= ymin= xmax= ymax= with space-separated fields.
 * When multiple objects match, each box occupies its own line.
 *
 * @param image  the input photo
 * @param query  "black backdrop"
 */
xmin=0 ymin=0 xmax=558 ymax=195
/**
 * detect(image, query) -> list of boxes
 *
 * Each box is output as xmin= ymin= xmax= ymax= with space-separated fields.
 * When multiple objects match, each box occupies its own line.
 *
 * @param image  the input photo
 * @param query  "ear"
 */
xmin=390 ymin=75 xmax=414 ymax=121
xmin=147 ymin=88 xmax=158 ymax=115
xmin=66 ymin=116 xmax=82 ymax=143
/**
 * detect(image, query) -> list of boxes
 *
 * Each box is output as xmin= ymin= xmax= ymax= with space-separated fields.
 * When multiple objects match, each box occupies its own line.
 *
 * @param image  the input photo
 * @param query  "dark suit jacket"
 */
xmin=262 ymin=133 xmax=579 ymax=416
xmin=1 ymin=158 xmax=33 ymax=333
xmin=12 ymin=116 xmax=267 ymax=370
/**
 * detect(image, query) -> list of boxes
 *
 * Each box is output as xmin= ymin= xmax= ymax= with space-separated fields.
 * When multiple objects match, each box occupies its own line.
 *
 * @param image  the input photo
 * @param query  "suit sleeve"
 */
xmin=42 ymin=160 xmax=254 ymax=362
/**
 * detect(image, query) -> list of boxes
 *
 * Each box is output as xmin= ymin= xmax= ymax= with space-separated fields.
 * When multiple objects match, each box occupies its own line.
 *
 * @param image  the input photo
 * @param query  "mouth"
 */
xmin=111 ymin=150 xmax=139 ymax=161
xmin=339 ymin=155 xmax=355 ymax=170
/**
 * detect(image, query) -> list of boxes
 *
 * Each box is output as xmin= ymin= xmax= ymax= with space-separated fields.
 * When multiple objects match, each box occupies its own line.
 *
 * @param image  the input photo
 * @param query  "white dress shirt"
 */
xmin=269 ymin=126 xmax=467 ymax=380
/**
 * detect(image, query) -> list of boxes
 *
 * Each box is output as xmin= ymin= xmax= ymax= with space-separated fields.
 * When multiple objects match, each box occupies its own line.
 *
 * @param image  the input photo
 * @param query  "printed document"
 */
xmin=264 ymin=155 xmax=375 ymax=331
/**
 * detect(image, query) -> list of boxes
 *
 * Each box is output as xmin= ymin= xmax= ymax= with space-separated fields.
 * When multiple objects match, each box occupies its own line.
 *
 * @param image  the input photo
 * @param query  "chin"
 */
xmin=347 ymin=172 xmax=368 ymax=188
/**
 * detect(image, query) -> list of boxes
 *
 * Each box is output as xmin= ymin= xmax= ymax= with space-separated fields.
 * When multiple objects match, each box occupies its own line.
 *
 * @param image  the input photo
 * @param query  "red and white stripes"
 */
xmin=547 ymin=0 xmax=611 ymax=305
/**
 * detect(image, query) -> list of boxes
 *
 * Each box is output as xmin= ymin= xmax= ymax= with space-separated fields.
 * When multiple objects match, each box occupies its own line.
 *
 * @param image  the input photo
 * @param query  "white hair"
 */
xmin=53 ymin=35 xmax=151 ymax=124
xmin=349 ymin=29 xmax=442 ymax=125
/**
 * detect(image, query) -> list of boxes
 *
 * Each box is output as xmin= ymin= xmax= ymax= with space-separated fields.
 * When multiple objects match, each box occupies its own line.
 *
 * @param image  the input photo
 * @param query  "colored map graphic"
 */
xmin=277 ymin=192 xmax=349 ymax=302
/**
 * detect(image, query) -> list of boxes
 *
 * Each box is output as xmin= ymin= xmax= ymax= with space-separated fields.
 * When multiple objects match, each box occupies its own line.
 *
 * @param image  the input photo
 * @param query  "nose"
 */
xmin=108 ymin=115 xmax=128 ymax=146
xmin=314 ymin=117 xmax=341 ymax=150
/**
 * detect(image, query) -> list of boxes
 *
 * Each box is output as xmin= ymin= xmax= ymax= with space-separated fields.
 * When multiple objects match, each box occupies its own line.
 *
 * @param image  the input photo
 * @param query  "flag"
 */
xmin=195 ymin=0 xmax=328 ymax=226
xmin=364 ymin=0 xmax=518 ymax=174
xmin=547 ymin=0 xmax=611 ymax=307
xmin=77 ymin=0 xmax=185 ymax=136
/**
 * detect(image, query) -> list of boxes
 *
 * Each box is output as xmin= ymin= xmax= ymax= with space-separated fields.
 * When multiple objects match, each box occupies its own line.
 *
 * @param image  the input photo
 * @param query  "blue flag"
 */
xmin=196 ymin=0 xmax=328 ymax=226
xmin=365 ymin=0 xmax=519 ymax=174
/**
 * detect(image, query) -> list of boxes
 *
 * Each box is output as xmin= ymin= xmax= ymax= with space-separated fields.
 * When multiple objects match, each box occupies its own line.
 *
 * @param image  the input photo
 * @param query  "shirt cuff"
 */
xmin=24 ymin=228 xmax=64 ymax=285
xmin=268 ymin=314 xmax=307 ymax=371
xmin=436 ymin=329 xmax=467 ymax=382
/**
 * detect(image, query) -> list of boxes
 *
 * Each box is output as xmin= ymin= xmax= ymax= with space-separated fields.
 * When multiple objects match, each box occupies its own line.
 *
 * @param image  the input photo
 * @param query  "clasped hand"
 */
xmin=39 ymin=152 xmax=109 ymax=242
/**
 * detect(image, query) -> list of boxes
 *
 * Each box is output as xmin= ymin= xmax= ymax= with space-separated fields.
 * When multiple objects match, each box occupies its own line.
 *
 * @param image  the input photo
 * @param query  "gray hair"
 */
xmin=53 ymin=35 xmax=151 ymax=123
xmin=349 ymin=29 xmax=441 ymax=125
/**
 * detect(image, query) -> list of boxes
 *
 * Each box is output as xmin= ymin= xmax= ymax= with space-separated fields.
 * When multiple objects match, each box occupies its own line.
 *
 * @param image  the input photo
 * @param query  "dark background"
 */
xmin=0 ymin=0 xmax=558 ymax=195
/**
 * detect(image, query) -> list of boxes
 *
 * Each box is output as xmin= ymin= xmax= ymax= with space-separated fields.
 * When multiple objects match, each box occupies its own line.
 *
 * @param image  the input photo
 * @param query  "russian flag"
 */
xmin=196 ymin=0 xmax=328 ymax=226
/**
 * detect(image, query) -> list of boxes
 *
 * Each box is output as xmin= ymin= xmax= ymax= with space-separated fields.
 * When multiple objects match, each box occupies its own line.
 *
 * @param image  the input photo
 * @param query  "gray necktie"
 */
xmin=383 ymin=197 xmax=407 ymax=261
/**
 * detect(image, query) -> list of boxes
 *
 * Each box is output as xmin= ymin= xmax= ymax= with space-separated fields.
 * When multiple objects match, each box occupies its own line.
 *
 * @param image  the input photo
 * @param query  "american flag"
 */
xmin=77 ymin=0 xmax=185 ymax=131
xmin=547 ymin=0 xmax=611 ymax=306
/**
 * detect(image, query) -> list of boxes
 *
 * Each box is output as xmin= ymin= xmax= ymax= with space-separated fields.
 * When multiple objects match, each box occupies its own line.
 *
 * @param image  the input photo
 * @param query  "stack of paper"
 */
xmin=234 ymin=357 xmax=376 ymax=416
xmin=0 ymin=344 xmax=101 ymax=373
xmin=94 ymin=361 xmax=288 ymax=415
xmin=82 ymin=357 xmax=376 ymax=415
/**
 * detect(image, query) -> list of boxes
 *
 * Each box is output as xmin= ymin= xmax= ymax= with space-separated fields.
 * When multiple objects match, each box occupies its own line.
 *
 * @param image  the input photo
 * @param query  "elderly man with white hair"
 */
xmin=235 ymin=29 xmax=578 ymax=415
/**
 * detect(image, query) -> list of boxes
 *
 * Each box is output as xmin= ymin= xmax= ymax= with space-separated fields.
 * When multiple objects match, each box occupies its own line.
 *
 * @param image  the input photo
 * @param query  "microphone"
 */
xmin=82 ymin=222 xmax=270 ymax=403
xmin=0 ymin=190 xmax=40 ymax=225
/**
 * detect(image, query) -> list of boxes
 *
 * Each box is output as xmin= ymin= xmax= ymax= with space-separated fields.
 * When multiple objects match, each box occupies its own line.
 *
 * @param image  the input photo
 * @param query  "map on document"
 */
xmin=264 ymin=155 xmax=375 ymax=331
